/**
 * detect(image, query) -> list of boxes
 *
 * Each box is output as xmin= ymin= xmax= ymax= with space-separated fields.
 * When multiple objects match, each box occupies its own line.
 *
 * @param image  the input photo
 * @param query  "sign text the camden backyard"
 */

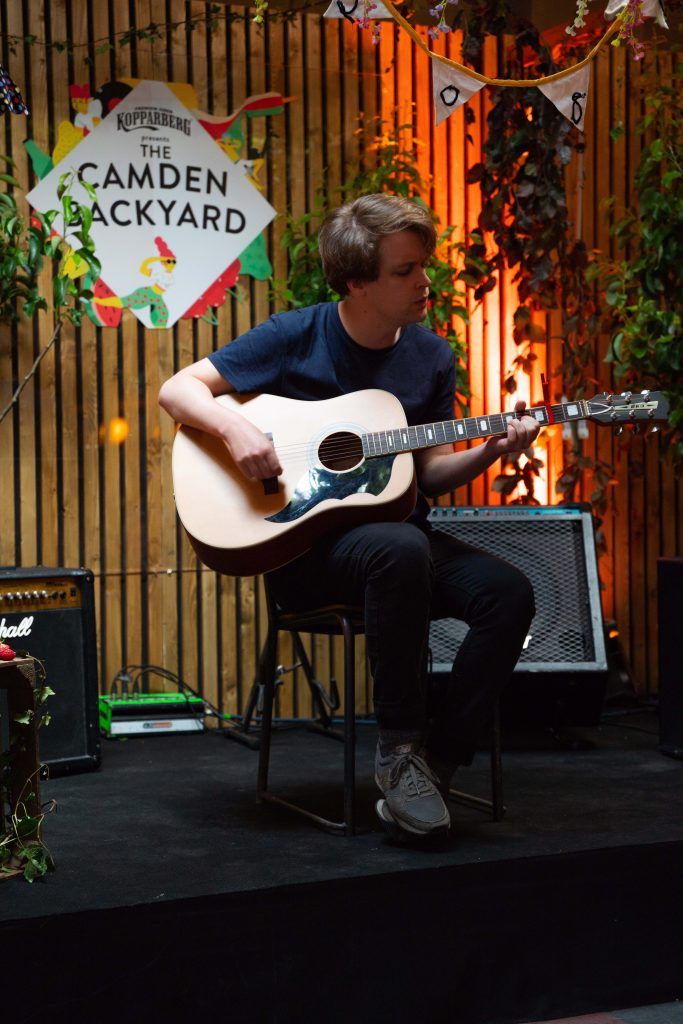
xmin=27 ymin=81 xmax=275 ymax=329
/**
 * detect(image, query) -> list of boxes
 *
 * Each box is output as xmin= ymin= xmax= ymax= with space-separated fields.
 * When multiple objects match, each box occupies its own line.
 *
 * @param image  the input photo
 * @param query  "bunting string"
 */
xmin=379 ymin=0 xmax=621 ymax=87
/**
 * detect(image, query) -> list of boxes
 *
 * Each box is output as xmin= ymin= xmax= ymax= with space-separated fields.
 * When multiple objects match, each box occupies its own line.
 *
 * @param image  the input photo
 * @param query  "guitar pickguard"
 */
xmin=266 ymin=456 xmax=397 ymax=524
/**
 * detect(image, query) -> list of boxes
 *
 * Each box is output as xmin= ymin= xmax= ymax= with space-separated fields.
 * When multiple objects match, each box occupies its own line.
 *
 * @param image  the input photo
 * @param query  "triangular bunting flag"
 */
xmin=432 ymin=61 xmax=485 ymax=126
xmin=538 ymin=63 xmax=590 ymax=132
xmin=323 ymin=0 xmax=393 ymax=19
xmin=604 ymin=0 xmax=668 ymax=27
xmin=0 ymin=62 xmax=29 ymax=116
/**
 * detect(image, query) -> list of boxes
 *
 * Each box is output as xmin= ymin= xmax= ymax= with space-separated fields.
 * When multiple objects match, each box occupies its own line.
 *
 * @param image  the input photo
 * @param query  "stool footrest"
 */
xmin=258 ymin=789 xmax=351 ymax=835
xmin=447 ymin=786 xmax=506 ymax=822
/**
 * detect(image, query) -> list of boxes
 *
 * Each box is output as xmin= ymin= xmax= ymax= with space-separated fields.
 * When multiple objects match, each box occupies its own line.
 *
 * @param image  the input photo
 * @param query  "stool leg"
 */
xmin=256 ymin=628 xmax=278 ymax=798
xmin=341 ymin=617 xmax=356 ymax=836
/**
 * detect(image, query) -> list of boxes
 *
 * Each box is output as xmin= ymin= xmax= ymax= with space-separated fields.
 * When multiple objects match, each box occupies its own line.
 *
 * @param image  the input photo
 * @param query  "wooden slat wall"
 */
xmin=0 ymin=1 xmax=679 ymax=718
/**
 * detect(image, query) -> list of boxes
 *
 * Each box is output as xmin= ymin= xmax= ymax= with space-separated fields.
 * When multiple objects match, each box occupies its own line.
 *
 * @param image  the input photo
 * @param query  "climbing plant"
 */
xmin=599 ymin=63 xmax=682 ymax=469
xmin=438 ymin=2 xmax=610 ymax=507
xmin=0 ymin=161 xmax=99 ymax=426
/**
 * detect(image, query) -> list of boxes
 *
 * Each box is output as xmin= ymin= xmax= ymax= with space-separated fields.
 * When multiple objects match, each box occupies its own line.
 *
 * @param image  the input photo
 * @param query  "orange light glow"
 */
xmin=107 ymin=417 xmax=129 ymax=444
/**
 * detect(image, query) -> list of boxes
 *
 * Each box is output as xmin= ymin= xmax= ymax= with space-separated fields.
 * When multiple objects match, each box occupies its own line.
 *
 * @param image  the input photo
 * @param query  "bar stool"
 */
xmin=254 ymin=578 xmax=505 ymax=836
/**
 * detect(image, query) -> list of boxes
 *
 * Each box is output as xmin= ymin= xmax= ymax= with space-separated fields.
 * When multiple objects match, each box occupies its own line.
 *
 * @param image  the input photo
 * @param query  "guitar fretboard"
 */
xmin=361 ymin=400 xmax=589 ymax=458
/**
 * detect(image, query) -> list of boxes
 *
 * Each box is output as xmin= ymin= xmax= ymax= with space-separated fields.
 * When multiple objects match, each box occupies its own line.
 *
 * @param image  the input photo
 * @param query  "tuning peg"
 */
xmin=650 ymin=424 xmax=660 ymax=434
xmin=641 ymin=389 xmax=650 ymax=399
xmin=621 ymin=391 xmax=632 ymax=403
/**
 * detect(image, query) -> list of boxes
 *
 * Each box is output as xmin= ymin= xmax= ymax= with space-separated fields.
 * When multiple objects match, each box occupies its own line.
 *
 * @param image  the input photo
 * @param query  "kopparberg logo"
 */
xmin=116 ymin=105 xmax=192 ymax=135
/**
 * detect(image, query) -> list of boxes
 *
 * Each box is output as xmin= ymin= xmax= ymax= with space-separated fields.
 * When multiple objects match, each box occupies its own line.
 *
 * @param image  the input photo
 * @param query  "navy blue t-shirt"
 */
xmin=208 ymin=302 xmax=456 ymax=520
xmin=208 ymin=302 xmax=454 ymax=423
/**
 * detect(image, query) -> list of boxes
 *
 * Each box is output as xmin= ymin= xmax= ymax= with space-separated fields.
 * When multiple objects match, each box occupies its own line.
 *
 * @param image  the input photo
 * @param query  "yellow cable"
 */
xmin=380 ymin=0 xmax=622 ymax=87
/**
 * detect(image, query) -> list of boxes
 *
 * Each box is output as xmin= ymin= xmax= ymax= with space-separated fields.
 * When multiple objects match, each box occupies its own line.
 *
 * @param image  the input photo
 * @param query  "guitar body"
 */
xmin=171 ymin=385 xmax=669 ymax=577
xmin=172 ymin=390 xmax=417 ymax=576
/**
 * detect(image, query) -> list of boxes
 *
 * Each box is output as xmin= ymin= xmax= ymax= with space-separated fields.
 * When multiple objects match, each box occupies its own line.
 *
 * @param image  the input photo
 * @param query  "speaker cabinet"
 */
xmin=427 ymin=505 xmax=608 ymax=727
xmin=0 ymin=567 xmax=101 ymax=775
xmin=658 ymin=558 xmax=683 ymax=759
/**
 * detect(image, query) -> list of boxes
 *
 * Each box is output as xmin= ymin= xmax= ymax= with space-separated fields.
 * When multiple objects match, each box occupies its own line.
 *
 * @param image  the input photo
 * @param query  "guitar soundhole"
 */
xmin=318 ymin=431 xmax=364 ymax=472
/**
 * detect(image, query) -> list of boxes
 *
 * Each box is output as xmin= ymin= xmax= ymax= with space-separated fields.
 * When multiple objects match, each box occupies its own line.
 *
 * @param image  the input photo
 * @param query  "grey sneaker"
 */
xmin=374 ymin=742 xmax=450 ymax=837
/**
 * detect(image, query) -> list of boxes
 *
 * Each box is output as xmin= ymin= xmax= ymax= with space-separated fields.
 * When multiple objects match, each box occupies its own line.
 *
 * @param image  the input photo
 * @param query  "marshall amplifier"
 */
xmin=0 ymin=567 xmax=101 ymax=775
xmin=427 ymin=505 xmax=608 ymax=727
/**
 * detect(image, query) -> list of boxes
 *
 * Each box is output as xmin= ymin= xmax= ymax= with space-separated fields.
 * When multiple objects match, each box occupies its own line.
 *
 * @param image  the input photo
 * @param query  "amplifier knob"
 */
xmin=32 ymin=591 xmax=40 ymax=598
xmin=50 ymin=591 xmax=58 ymax=599
xmin=40 ymin=590 xmax=48 ymax=598
xmin=23 ymin=592 xmax=32 ymax=600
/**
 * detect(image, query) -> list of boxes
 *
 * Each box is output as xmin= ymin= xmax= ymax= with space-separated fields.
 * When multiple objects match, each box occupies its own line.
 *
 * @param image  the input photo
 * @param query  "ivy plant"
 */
xmin=0 ymin=659 xmax=55 ymax=883
xmin=599 ymin=66 xmax=682 ymax=468
xmin=0 ymin=159 xmax=99 ymax=426
xmin=450 ymin=2 xmax=613 ymax=509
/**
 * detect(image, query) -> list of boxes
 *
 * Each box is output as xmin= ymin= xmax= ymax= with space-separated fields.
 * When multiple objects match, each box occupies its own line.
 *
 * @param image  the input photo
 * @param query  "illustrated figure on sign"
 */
xmin=89 ymin=236 xmax=177 ymax=329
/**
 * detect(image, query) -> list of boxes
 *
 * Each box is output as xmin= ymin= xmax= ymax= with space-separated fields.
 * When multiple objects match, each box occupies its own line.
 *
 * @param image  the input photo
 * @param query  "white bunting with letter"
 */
xmin=323 ymin=0 xmax=393 ymax=18
xmin=538 ymin=63 xmax=591 ymax=132
xmin=604 ymin=0 xmax=668 ymax=27
xmin=432 ymin=61 xmax=485 ymax=126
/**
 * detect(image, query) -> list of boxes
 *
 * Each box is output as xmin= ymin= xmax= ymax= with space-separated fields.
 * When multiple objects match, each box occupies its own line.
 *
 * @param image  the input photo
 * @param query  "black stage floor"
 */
xmin=2 ymin=711 xmax=683 ymax=1024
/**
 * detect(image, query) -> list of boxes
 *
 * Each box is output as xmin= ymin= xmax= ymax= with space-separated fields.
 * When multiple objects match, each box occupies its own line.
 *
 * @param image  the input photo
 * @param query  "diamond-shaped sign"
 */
xmin=26 ymin=80 xmax=276 ymax=329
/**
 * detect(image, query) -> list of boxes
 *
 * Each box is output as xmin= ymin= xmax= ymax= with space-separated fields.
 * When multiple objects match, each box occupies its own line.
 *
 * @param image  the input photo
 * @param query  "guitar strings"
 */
xmin=263 ymin=407 xmax=548 ymax=461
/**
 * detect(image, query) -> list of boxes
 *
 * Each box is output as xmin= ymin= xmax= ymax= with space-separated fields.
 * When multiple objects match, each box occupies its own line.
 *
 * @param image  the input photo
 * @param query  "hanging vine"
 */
xmin=421 ymin=2 xmax=612 ymax=514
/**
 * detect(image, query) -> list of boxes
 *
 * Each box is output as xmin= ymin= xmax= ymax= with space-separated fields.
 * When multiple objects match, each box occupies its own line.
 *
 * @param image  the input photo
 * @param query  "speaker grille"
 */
xmin=428 ymin=508 xmax=606 ymax=673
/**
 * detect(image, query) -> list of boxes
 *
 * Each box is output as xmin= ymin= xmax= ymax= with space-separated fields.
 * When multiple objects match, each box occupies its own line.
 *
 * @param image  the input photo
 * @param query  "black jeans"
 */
xmin=267 ymin=520 xmax=535 ymax=766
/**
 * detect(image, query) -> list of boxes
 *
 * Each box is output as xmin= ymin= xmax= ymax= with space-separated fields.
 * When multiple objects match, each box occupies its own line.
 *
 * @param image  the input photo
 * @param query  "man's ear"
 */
xmin=345 ymin=278 xmax=366 ymax=298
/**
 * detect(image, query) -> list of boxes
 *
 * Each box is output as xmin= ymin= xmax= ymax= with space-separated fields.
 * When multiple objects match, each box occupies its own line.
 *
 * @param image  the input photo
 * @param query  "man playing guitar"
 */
xmin=159 ymin=193 xmax=540 ymax=841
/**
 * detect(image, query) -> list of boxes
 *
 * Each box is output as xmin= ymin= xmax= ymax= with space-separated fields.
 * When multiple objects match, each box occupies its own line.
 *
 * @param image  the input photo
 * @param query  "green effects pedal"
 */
xmin=99 ymin=692 xmax=206 ymax=737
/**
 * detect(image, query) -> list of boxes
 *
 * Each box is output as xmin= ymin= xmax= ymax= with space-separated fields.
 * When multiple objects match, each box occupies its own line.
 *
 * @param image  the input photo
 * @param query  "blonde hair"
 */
xmin=318 ymin=194 xmax=436 ymax=297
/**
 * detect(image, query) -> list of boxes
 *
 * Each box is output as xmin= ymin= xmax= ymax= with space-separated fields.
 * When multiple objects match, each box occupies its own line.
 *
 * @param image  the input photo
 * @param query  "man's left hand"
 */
xmin=486 ymin=399 xmax=541 ymax=456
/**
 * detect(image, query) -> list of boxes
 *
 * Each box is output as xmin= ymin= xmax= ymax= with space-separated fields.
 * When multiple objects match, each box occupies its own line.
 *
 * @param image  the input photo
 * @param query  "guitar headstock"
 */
xmin=587 ymin=390 xmax=670 ymax=428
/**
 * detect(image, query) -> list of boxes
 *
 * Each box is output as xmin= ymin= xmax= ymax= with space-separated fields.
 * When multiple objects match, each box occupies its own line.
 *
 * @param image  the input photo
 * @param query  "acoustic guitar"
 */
xmin=171 ymin=388 xmax=669 ymax=576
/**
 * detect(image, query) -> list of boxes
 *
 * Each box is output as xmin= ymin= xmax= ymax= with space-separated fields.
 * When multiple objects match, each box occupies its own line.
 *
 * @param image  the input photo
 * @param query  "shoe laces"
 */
xmin=388 ymin=751 xmax=438 ymax=798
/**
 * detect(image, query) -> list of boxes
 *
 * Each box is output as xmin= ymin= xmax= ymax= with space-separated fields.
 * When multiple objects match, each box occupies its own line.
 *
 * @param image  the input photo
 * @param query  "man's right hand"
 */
xmin=223 ymin=417 xmax=283 ymax=483
xmin=158 ymin=358 xmax=283 ymax=484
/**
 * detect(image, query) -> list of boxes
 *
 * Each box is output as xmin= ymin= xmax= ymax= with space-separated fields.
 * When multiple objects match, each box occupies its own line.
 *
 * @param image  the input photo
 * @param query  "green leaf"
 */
xmin=80 ymin=179 xmax=98 ymax=202
xmin=14 ymin=814 xmax=42 ymax=838
xmin=53 ymin=275 xmax=67 ymax=307
xmin=57 ymin=172 xmax=72 ymax=200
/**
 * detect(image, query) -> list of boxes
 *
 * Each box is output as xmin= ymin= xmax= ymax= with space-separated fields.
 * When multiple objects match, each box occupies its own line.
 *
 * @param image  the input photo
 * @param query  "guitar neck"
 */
xmin=361 ymin=399 xmax=590 ymax=457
